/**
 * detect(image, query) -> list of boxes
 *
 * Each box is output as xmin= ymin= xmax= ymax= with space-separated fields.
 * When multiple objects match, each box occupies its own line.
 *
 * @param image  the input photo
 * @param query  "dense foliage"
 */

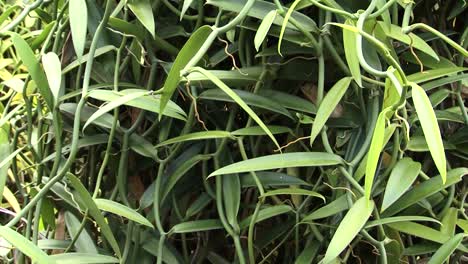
xmin=0 ymin=0 xmax=467 ymax=263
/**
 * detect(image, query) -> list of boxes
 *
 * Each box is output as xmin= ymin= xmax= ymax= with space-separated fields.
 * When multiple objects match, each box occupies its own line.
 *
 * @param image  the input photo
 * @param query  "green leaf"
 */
xmin=407 ymin=67 xmax=467 ymax=83
xmin=0 ymin=123 xmax=11 ymax=202
xmin=382 ymin=168 xmax=467 ymax=216
xmin=11 ymin=33 xmax=54 ymax=109
xmin=427 ymin=233 xmax=465 ymax=264
xmin=83 ymin=90 xmax=147 ymax=130
xmin=278 ymin=0 xmax=302 ymax=56
xmin=180 ymin=0 xmax=195 ymax=20
xmin=50 ymin=253 xmax=119 ymax=264
xmin=66 ymin=173 xmax=121 ymax=257
xmin=365 ymin=109 xmax=390 ymax=200
xmin=41 ymin=52 xmax=62 ymax=103
xmin=240 ymin=205 xmax=293 ymax=229
xmin=157 ymin=131 xmax=233 ymax=147
xmin=160 ymin=25 xmax=212 ymax=115
xmin=254 ymin=10 xmax=277 ymax=51
xmin=64 ymin=212 xmax=99 ymax=253
xmin=161 ymin=154 xmax=211 ymax=202
xmin=37 ymin=240 xmax=71 ymax=250
xmin=62 ymin=46 xmax=115 ymax=74
xmin=185 ymin=193 xmax=212 ymax=218
xmin=456 ymin=219 xmax=468 ymax=233
xmin=258 ymin=89 xmax=316 ymax=114
xmin=0 ymin=226 xmax=53 ymax=264
xmin=260 ymin=188 xmax=325 ymax=202
xmin=310 ymin=77 xmax=352 ymax=145
xmin=198 ymin=88 xmax=294 ymax=119
xmin=387 ymin=222 xmax=468 ymax=254
xmin=365 ymin=216 xmax=441 ymax=228
xmin=171 ymin=219 xmax=223 ymax=233
xmin=343 ymin=19 xmax=362 ymax=87
xmin=381 ymin=158 xmax=421 ymax=212
xmin=377 ymin=22 xmax=439 ymax=60
xmin=184 ymin=67 xmax=262 ymax=87
xmin=440 ymin=207 xmax=458 ymax=236
xmin=232 ymin=125 xmax=290 ymax=136
xmin=302 ymin=195 xmax=349 ymax=221
xmin=383 ymin=67 xmax=402 ymax=110
xmin=69 ymin=0 xmax=88 ymax=58
xmin=240 ymin=171 xmax=311 ymax=187
xmin=128 ymin=0 xmax=155 ymax=38
xmin=322 ymin=197 xmax=374 ymax=264
xmin=411 ymin=82 xmax=446 ymax=183
xmin=429 ymin=89 xmax=450 ymax=107
xmin=209 ymin=152 xmax=343 ymax=176
xmin=94 ymin=199 xmax=153 ymax=227
xmin=223 ymin=172 xmax=241 ymax=229
xmin=206 ymin=0 xmax=317 ymax=32
xmin=295 ymin=242 xmax=320 ymax=264
xmin=190 ymin=67 xmax=280 ymax=149
xmin=0 ymin=147 xmax=23 ymax=171
xmin=108 ymin=17 xmax=145 ymax=41
xmin=406 ymin=136 xmax=455 ymax=152
xmin=88 ymin=89 xmax=187 ymax=121
xmin=0 ymin=130 xmax=9 ymax=201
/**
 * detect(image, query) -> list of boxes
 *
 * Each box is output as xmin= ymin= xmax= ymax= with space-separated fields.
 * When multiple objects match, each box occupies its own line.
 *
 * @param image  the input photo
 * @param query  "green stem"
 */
xmin=6 ymin=0 xmax=115 ymax=228
xmin=0 ymin=0 xmax=44 ymax=33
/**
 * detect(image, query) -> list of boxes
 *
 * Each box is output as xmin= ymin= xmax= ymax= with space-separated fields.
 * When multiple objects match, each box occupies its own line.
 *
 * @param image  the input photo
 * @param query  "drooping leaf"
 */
xmin=11 ymin=33 xmax=54 ymax=109
xmin=41 ymin=52 xmax=62 ymax=103
xmin=278 ymin=0 xmax=303 ymax=56
xmin=254 ymin=10 xmax=277 ymax=51
xmin=128 ymin=0 xmax=155 ymax=38
xmin=69 ymin=0 xmax=88 ymax=58
xmin=199 ymin=88 xmax=294 ymax=119
xmin=365 ymin=108 xmax=390 ymax=200
xmin=343 ymin=19 xmax=362 ymax=87
xmin=180 ymin=0 xmax=195 ymax=20
xmin=160 ymin=25 xmax=212 ymax=115
xmin=189 ymin=67 xmax=280 ymax=149
xmin=88 ymin=89 xmax=187 ymax=121
xmin=83 ymin=91 xmax=148 ymax=130
xmin=66 ymin=173 xmax=121 ymax=257
xmin=411 ymin=82 xmax=446 ymax=183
